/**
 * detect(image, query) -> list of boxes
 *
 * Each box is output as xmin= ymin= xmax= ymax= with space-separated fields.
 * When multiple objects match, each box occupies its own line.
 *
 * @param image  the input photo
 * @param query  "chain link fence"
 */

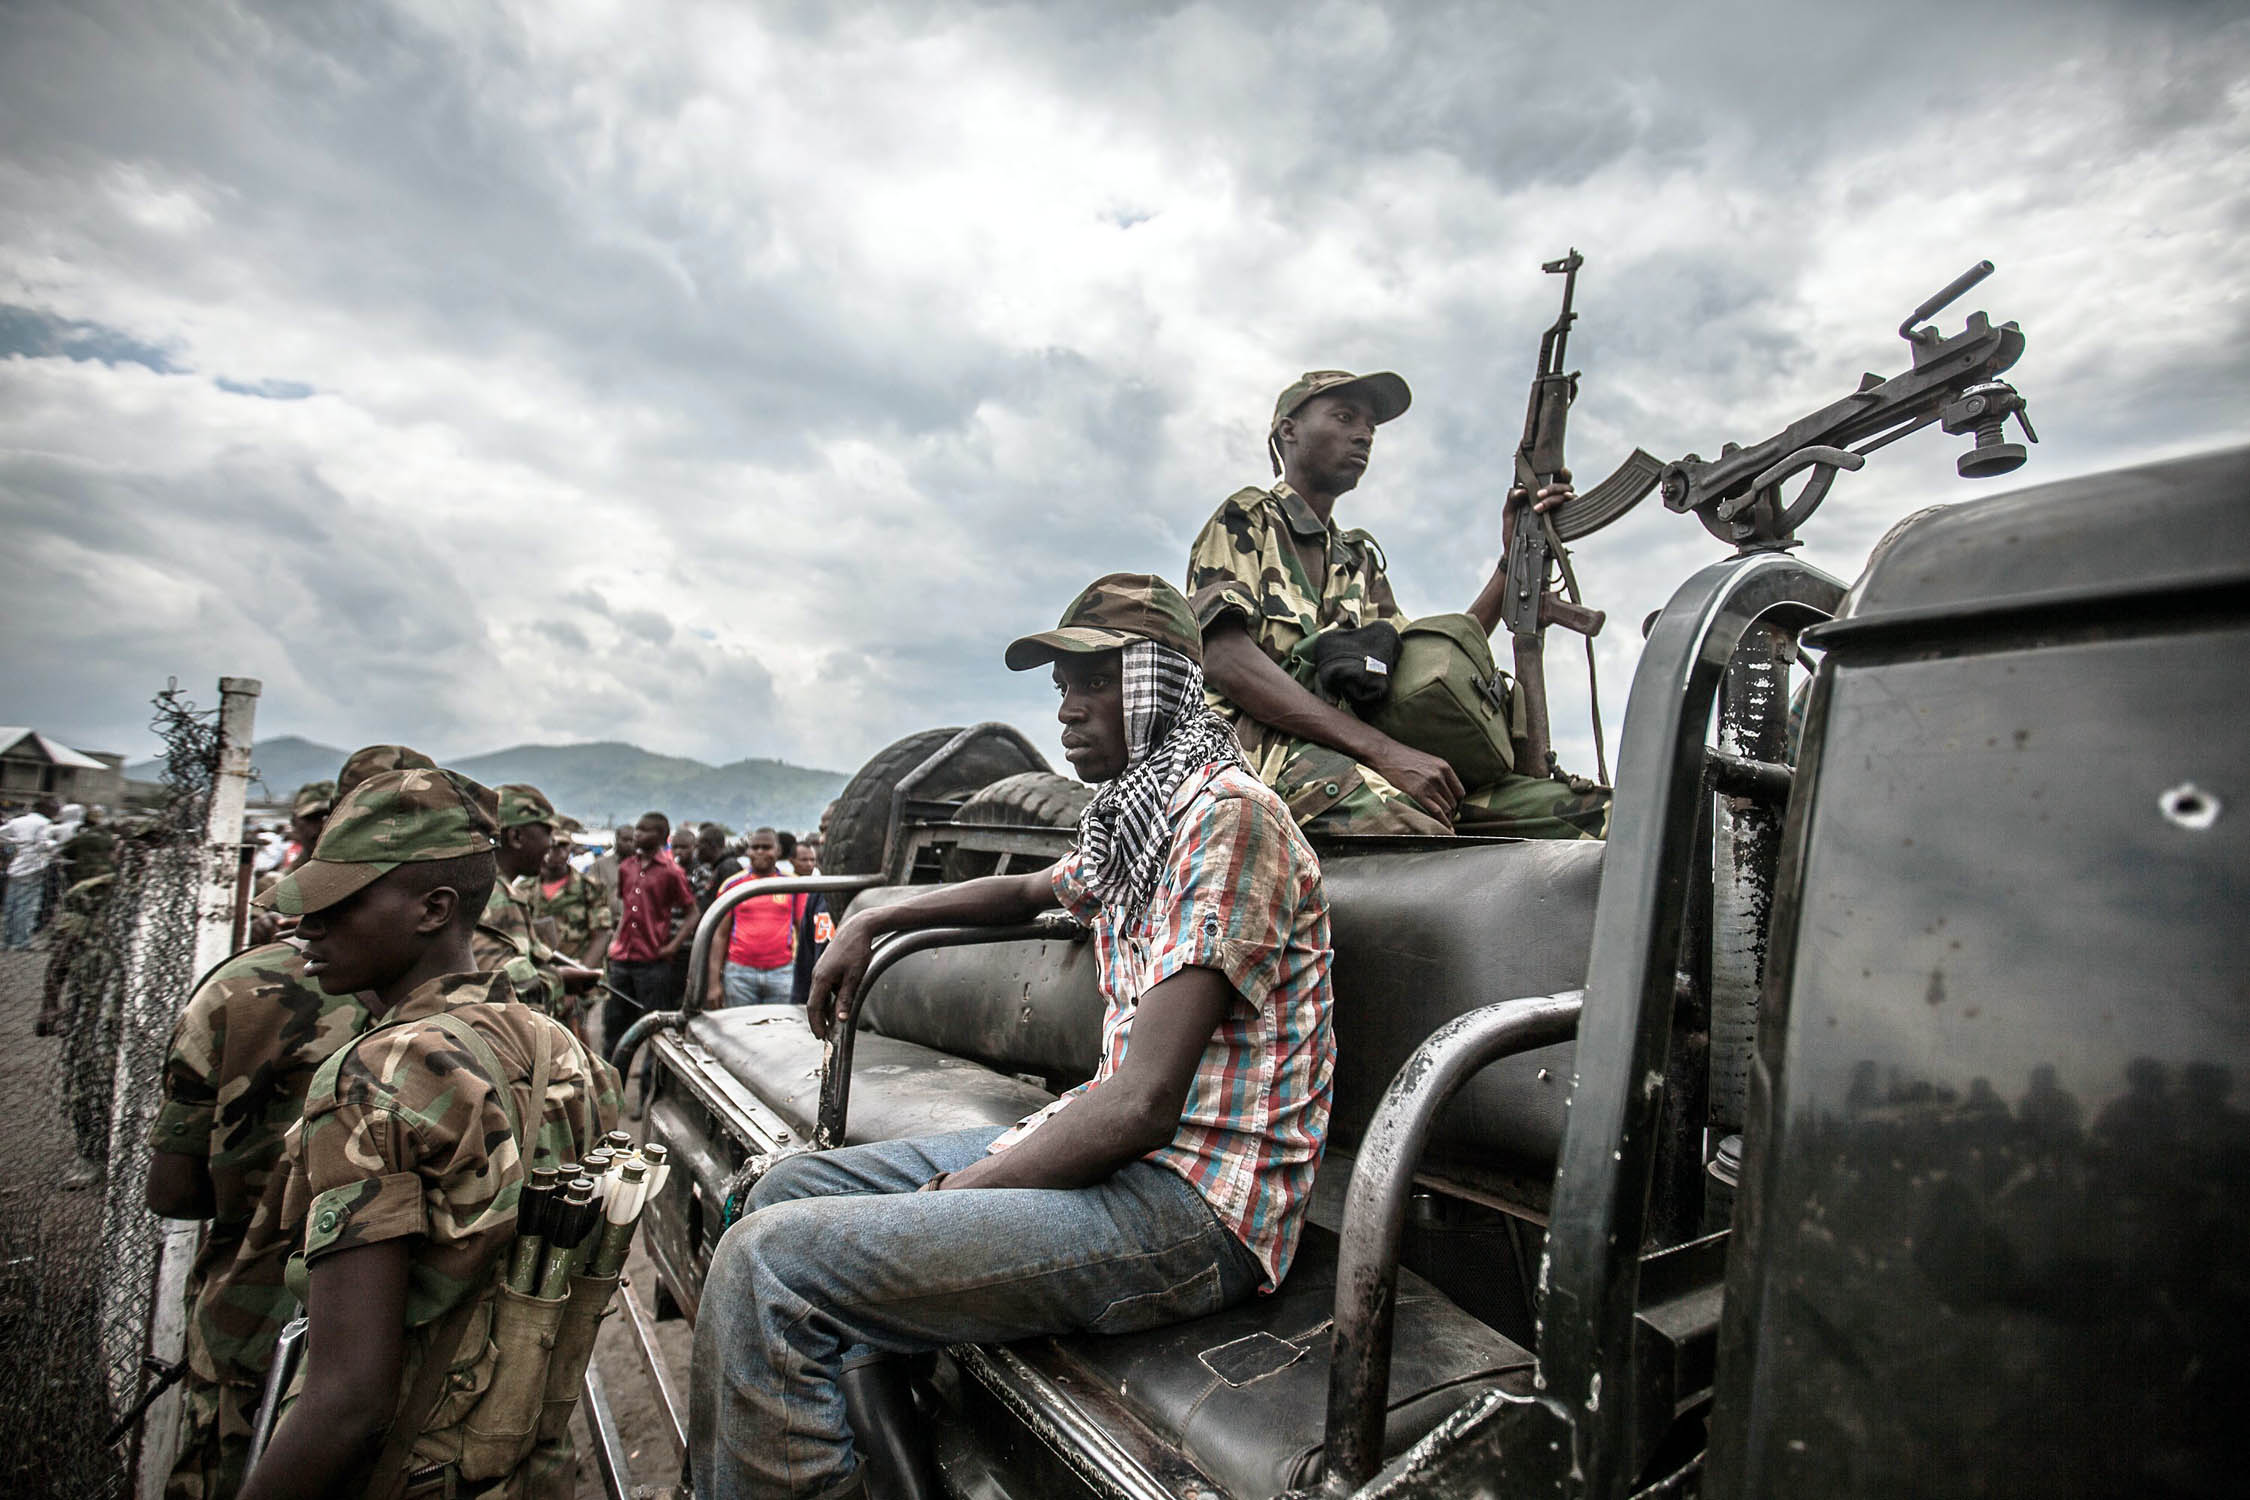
xmin=0 ymin=686 xmax=220 ymax=1499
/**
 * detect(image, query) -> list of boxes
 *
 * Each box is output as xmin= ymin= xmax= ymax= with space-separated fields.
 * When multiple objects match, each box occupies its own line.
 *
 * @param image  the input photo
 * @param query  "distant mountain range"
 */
xmin=128 ymin=734 xmax=849 ymax=835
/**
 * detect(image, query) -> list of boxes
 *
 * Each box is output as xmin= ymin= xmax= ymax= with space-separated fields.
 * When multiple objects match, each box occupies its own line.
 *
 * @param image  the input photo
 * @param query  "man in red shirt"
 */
xmin=603 ymin=810 xmax=700 ymax=1058
xmin=707 ymin=827 xmax=799 ymax=1007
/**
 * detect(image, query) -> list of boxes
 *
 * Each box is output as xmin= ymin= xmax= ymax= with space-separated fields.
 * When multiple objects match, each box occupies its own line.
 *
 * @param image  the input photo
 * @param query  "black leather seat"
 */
xmin=1045 ymin=1225 xmax=1533 ymax=1498
xmin=687 ymin=1008 xmax=1054 ymax=1145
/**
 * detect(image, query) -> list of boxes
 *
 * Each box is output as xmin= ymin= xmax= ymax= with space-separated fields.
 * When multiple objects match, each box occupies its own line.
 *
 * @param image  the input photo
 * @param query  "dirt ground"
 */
xmin=0 ymin=940 xmax=689 ymax=1499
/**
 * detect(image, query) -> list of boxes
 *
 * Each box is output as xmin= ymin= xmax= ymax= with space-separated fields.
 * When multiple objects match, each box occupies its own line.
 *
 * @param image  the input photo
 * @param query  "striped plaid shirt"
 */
xmin=989 ymin=761 xmax=1334 ymax=1289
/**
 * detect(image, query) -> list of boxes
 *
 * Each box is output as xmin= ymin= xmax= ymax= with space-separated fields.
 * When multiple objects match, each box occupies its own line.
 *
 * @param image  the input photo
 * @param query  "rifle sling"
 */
xmin=366 ymin=1009 xmax=556 ymax=1500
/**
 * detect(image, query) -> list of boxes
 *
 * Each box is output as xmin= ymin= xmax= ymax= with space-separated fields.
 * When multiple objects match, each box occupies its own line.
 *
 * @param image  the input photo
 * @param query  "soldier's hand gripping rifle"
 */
xmin=1658 ymin=259 xmax=2036 ymax=552
xmin=1507 ymin=249 xmax=1666 ymax=779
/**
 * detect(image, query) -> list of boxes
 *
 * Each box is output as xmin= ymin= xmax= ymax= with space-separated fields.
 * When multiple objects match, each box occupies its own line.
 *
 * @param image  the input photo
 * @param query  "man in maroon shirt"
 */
xmin=603 ymin=810 xmax=700 ymax=1062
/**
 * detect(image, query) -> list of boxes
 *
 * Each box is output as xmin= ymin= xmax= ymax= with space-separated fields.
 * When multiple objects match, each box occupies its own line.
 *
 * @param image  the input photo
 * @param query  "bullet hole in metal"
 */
xmin=2159 ymin=782 xmax=2220 ymax=831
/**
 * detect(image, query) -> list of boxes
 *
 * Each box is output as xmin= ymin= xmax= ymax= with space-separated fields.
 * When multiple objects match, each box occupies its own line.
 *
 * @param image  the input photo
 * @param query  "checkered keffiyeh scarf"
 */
xmin=1075 ymin=640 xmax=1246 ymax=923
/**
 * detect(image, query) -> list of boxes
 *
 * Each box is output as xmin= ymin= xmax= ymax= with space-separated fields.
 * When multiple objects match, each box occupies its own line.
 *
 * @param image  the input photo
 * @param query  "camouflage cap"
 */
xmin=1268 ymin=369 xmax=1412 ymax=475
xmin=256 ymin=768 xmax=500 ymax=916
xmin=1270 ymin=370 xmax=1411 ymax=433
xmin=291 ymin=780 xmax=337 ymax=819
xmin=1005 ymin=572 xmax=1203 ymax=670
xmin=496 ymin=782 xmax=557 ymax=831
xmin=336 ymin=744 xmax=437 ymax=798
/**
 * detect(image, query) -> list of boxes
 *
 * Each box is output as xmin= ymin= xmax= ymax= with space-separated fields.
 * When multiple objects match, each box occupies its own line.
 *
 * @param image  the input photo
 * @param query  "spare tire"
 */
xmin=943 ymin=771 xmax=1094 ymax=881
xmin=823 ymin=726 xmax=1051 ymax=877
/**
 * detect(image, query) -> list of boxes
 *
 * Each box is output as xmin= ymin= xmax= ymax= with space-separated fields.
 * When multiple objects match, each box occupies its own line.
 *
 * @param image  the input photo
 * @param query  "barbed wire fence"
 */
xmin=0 ymin=683 xmax=227 ymax=1499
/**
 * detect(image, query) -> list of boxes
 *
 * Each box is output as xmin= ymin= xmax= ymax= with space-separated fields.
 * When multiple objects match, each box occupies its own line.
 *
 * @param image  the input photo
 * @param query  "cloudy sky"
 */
xmin=3 ymin=0 xmax=2244 ymax=778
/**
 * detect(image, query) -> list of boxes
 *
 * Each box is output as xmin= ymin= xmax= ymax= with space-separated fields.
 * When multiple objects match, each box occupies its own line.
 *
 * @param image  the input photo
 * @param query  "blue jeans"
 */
xmin=3 ymin=875 xmax=42 ymax=949
xmin=721 ymin=961 xmax=794 ymax=1008
xmin=689 ymin=1126 xmax=1263 ymax=1499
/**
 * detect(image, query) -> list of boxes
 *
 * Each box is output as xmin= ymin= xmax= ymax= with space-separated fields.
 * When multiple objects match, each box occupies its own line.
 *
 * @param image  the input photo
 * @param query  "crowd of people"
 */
xmin=0 ymin=796 xmax=118 ymax=953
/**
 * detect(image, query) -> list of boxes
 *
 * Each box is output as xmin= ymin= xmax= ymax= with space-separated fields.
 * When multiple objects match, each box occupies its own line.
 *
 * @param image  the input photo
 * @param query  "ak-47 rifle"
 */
xmin=1658 ymin=259 xmax=2035 ymax=552
xmin=1507 ymin=249 xmax=1665 ymax=779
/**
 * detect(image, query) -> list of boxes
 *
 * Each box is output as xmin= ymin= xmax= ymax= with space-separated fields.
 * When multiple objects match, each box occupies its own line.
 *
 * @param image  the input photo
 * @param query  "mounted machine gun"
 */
xmin=1660 ymin=259 xmax=2036 ymax=553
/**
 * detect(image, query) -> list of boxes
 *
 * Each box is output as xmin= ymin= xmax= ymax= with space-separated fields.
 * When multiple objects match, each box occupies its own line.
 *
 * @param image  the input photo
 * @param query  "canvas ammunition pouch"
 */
xmin=365 ymin=1014 xmax=612 ymax=1500
xmin=1364 ymin=613 xmax=1523 ymax=787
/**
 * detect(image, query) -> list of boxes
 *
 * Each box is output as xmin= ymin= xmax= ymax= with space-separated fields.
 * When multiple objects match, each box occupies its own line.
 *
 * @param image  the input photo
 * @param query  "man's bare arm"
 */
xmin=806 ymin=868 xmax=1056 ymax=1038
xmin=1202 ymin=620 xmax=1463 ymax=819
xmin=939 ymin=965 xmax=1234 ymax=1191
xmin=237 ymin=1240 xmax=408 ymax=1500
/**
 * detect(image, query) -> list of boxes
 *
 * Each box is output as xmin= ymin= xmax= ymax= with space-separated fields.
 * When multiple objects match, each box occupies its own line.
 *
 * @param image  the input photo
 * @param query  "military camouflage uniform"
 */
xmin=529 ymin=867 xmax=605 ymax=964
xmin=1186 ymin=479 xmax=1608 ymax=839
xmin=239 ymin=969 xmax=619 ymax=1496
xmin=42 ymin=871 xmax=115 ymax=1032
xmin=474 ymin=878 xmax=572 ymax=1021
xmin=471 ymin=785 xmax=577 ymax=1021
xmin=241 ymin=766 xmax=620 ymax=1496
xmin=150 ymin=941 xmax=373 ymax=1500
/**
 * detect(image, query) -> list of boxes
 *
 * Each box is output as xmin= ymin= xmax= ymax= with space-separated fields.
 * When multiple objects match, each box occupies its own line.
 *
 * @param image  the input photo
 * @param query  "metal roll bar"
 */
xmin=1538 ymin=550 xmax=1843 ymax=1496
xmin=1323 ymin=993 xmax=1586 ymax=1494
xmin=813 ymin=913 xmax=1086 ymax=1149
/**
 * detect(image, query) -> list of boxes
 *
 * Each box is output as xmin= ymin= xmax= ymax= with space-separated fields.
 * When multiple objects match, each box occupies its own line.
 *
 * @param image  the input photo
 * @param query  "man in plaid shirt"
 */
xmin=690 ymin=573 xmax=1335 ymax=1500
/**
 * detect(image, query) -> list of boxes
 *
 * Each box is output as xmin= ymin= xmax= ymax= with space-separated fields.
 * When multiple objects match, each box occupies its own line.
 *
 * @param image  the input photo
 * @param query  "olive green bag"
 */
xmin=1364 ymin=612 xmax=1522 ymax=787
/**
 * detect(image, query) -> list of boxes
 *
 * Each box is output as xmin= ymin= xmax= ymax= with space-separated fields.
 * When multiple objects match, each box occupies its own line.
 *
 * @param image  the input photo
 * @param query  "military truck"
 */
xmin=591 ymin=276 xmax=2246 ymax=1499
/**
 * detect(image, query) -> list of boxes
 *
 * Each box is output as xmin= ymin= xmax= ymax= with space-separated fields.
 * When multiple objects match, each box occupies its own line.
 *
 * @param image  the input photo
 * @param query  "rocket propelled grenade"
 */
xmin=507 ymin=1165 xmax=561 ymax=1293
xmin=588 ymin=1160 xmax=650 ymax=1278
xmin=537 ymin=1176 xmax=599 ymax=1297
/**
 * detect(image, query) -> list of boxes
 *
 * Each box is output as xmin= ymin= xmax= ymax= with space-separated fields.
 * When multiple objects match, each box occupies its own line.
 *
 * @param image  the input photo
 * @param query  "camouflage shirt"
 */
xmin=1185 ymin=481 xmax=1402 ymax=778
xmin=150 ymin=941 xmax=374 ymax=1387
xmin=242 ymin=971 xmax=618 ymax=1471
xmin=528 ymin=868 xmax=605 ymax=963
xmin=473 ymin=878 xmax=568 ymax=1019
xmin=49 ymin=872 xmax=116 ymax=947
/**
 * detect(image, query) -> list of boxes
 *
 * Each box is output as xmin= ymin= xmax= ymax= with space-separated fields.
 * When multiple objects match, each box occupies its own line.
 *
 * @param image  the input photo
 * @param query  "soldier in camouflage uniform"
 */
xmin=282 ymin=782 xmax=334 ymax=870
xmin=474 ymin=783 xmax=601 ymax=1026
xmin=145 ymin=744 xmax=435 ymax=1500
xmin=529 ymin=831 xmax=609 ymax=967
xmin=38 ymin=867 xmax=116 ymax=1037
xmin=234 ymin=767 xmax=617 ymax=1500
xmin=1186 ymin=369 xmax=1609 ymax=839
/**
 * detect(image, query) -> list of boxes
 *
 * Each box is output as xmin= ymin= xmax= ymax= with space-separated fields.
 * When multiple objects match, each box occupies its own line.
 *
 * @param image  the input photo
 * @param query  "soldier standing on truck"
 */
xmin=1186 ymin=369 xmax=1608 ymax=837
xmin=233 ymin=767 xmax=618 ymax=1500
xmin=145 ymin=744 xmax=431 ymax=1499
xmin=689 ymin=573 xmax=1335 ymax=1500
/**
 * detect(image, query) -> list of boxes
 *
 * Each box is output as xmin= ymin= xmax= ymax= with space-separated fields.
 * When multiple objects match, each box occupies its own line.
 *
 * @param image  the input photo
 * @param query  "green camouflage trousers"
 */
xmin=1267 ymin=738 xmax=1609 ymax=840
xmin=165 ymin=1373 xmax=259 ymax=1500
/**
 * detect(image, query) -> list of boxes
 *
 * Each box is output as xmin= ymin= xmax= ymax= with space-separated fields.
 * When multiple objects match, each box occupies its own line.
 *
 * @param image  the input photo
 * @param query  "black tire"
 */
xmin=943 ymin=771 xmax=1094 ymax=881
xmin=823 ymin=727 xmax=1050 ymax=877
